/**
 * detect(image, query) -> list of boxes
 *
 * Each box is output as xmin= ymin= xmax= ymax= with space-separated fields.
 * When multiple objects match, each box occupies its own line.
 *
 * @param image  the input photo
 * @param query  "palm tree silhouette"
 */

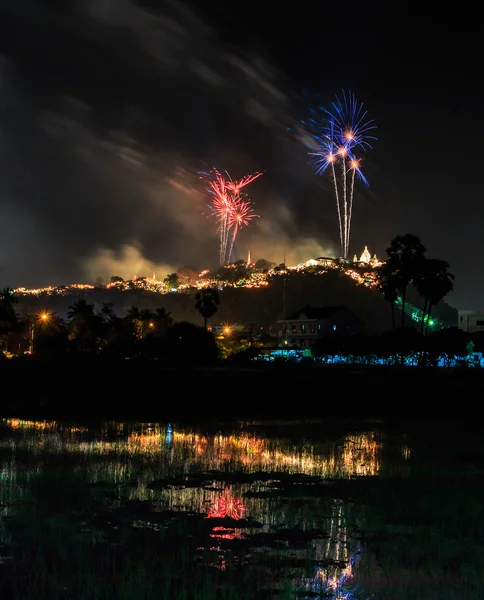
xmin=377 ymin=270 xmax=399 ymax=329
xmin=0 ymin=288 xmax=19 ymax=352
xmin=0 ymin=287 xmax=18 ymax=316
xmin=195 ymin=288 xmax=220 ymax=330
xmin=67 ymin=300 xmax=95 ymax=325
xmin=414 ymin=258 xmax=455 ymax=334
xmin=139 ymin=309 xmax=153 ymax=336
xmin=126 ymin=306 xmax=143 ymax=339
xmin=381 ymin=234 xmax=427 ymax=328
xmin=67 ymin=300 xmax=99 ymax=350
xmin=100 ymin=302 xmax=116 ymax=323
xmin=153 ymin=307 xmax=173 ymax=336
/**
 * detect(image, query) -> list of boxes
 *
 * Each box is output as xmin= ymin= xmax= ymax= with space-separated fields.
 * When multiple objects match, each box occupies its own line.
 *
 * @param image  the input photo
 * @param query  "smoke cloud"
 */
xmin=81 ymin=243 xmax=177 ymax=283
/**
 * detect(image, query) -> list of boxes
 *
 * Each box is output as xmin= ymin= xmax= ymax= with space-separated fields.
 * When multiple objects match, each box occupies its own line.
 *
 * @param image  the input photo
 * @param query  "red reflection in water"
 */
xmin=207 ymin=490 xmax=245 ymax=520
xmin=206 ymin=490 xmax=246 ymax=540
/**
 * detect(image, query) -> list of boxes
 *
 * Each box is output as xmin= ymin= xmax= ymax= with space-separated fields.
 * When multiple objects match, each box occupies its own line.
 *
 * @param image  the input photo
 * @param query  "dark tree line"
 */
xmin=0 ymin=288 xmax=221 ymax=364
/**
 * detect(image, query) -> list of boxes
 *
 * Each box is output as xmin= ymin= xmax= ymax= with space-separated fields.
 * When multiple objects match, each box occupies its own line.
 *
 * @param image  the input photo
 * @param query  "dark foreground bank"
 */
xmin=2 ymin=358 xmax=483 ymax=423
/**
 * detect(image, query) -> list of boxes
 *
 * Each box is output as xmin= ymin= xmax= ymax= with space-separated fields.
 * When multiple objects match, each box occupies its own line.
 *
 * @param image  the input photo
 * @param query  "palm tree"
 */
xmin=0 ymin=288 xmax=19 ymax=353
xmin=67 ymin=299 xmax=94 ymax=320
xmin=0 ymin=287 xmax=18 ymax=304
xmin=384 ymin=234 xmax=427 ymax=328
xmin=414 ymin=258 xmax=455 ymax=335
xmin=195 ymin=288 xmax=220 ymax=330
xmin=139 ymin=308 xmax=154 ymax=336
xmin=67 ymin=300 xmax=99 ymax=351
xmin=377 ymin=270 xmax=399 ymax=329
xmin=153 ymin=307 xmax=173 ymax=336
xmin=67 ymin=300 xmax=96 ymax=328
xmin=0 ymin=287 xmax=18 ymax=322
xmin=67 ymin=299 xmax=96 ymax=327
xmin=97 ymin=302 xmax=122 ymax=349
xmin=126 ymin=306 xmax=143 ymax=339
xmin=99 ymin=302 xmax=116 ymax=323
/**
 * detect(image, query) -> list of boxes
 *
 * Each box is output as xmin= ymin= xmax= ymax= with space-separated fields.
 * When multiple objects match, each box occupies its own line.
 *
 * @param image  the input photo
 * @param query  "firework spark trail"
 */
xmin=346 ymin=157 xmax=369 ymax=258
xmin=340 ymin=148 xmax=348 ymax=259
xmin=224 ymin=171 xmax=261 ymax=263
xmin=227 ymin=172 xmax=262 ymax=194
xmin=226 ymin=199 xmax=259 ymax=265
xmin=306 ymin=90 xmax=376 ymax=259
xmin=310 ymin=122 xmax=344 ymax=257
xmin=347 ymin=159 xmax=361 ymax=259
xmin=330 ymin=159 xmax=343 ymax=256
xmin=203 ymin=169 xmax=232 ymax=265
xmin=213 ymin=172 xmax=231 ymax=266
xmin=348 ymin=163 xmax=356 ymax=258
xmin=201 ymin=169 xmax=261 ymax=265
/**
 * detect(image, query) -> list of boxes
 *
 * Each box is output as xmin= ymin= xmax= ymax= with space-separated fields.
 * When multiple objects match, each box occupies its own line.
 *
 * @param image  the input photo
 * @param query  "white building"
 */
xmin=352 ymin=246 xmax=381 ymax=267
xmin=278 ymin=306 xmax=363 ymax=349
xmin=458 ymin=310 xmax=484 ymax=333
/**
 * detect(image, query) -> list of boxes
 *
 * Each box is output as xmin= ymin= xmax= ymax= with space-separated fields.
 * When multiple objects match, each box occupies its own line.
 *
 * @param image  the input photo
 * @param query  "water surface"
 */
xmin=0 ymin=418 xmax=482 ymax=599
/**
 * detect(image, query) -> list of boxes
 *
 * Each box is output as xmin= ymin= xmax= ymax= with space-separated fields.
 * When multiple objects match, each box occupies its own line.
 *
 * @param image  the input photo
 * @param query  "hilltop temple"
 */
xmin=354 ymin=246 xmax=380 ymax=266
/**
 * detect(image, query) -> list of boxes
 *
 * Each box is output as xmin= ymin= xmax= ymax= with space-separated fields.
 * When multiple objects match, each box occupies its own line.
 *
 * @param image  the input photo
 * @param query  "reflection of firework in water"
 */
xmin=206 ymin=489 xmax=246 ymax=520
xmin=300 ymin=500 xmax=362 ymax=599
xmin=305 ymin=90 xmax=377 ymax=259
xmin=315 ymin=550 xmax=363 ymax=599
xmin=200 ymin=168 xmax=261 ymax=266
xmin=206 ymin=488 xmax=246 ymax=541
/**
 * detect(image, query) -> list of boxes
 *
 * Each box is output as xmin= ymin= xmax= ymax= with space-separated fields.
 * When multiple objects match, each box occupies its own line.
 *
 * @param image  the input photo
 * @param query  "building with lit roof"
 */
xmin=277 ymin=306 xmax=363 ymax=349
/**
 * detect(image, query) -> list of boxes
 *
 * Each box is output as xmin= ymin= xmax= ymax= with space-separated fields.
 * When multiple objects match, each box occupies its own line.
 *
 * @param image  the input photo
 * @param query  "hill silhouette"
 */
xmin=15 ymin=270 xmax=457 ymax=333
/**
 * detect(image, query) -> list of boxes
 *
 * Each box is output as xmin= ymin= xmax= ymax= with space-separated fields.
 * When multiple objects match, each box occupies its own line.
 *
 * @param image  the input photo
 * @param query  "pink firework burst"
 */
xmin=201 ymin=169 xmax=261 ymax=265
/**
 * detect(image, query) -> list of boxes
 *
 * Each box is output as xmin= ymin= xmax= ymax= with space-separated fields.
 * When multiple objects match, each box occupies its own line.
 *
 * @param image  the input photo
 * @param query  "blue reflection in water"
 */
xmin=165 ymin=423 xmax=173 ymax=446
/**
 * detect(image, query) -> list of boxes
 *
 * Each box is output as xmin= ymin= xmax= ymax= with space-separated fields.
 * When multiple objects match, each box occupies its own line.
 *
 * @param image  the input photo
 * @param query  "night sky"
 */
xmin=0 ymin=1 xmax=481 ymax=309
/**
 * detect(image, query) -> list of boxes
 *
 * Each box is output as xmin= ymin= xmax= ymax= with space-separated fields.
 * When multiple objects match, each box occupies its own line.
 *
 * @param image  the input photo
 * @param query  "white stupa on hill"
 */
xmin=353 ymin=246 xmax=381 ymax=266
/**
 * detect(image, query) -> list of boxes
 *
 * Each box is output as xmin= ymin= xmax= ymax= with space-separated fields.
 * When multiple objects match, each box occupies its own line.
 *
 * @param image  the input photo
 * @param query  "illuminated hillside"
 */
xmin=12 ymin=256 xmax=456 ymax=333
xmin=14 ymin=257 xmax=377 ymax=297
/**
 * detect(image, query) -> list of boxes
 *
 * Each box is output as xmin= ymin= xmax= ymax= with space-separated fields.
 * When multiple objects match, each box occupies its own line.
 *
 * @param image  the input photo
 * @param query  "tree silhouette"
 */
xmin=165 ymin=321 xmax=219 ymax=365
xmin=126 ymin=306 xmax=143 ymax=339
xmin=67 ymin=299 xmax=95 ymax=321
xmin=195 ymin=288 xmax=220 ymax=330
xmin=377 ymin=269 xmax=399 ymax=329
xmin=0 ymin=287 xmax=18 ymax=327
xmin=99 ymin=302 xmax=116 ymax=323
xmin=140 ymin=308 xmax=154 ymax=336
xmin=0 ymin=287 xmax=18 ymax=306
xmin=0 ymin=288 xmax=20 ymax=353
xmin=152 ymin=307 xmax=173 ymax=336
xmin=67 ymin=300 xmax=100 ymax=352
xmin=381 ymin=234 xmax=427 ymax=328
xmin=414 ymin=258 xmax=455 ymax=335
